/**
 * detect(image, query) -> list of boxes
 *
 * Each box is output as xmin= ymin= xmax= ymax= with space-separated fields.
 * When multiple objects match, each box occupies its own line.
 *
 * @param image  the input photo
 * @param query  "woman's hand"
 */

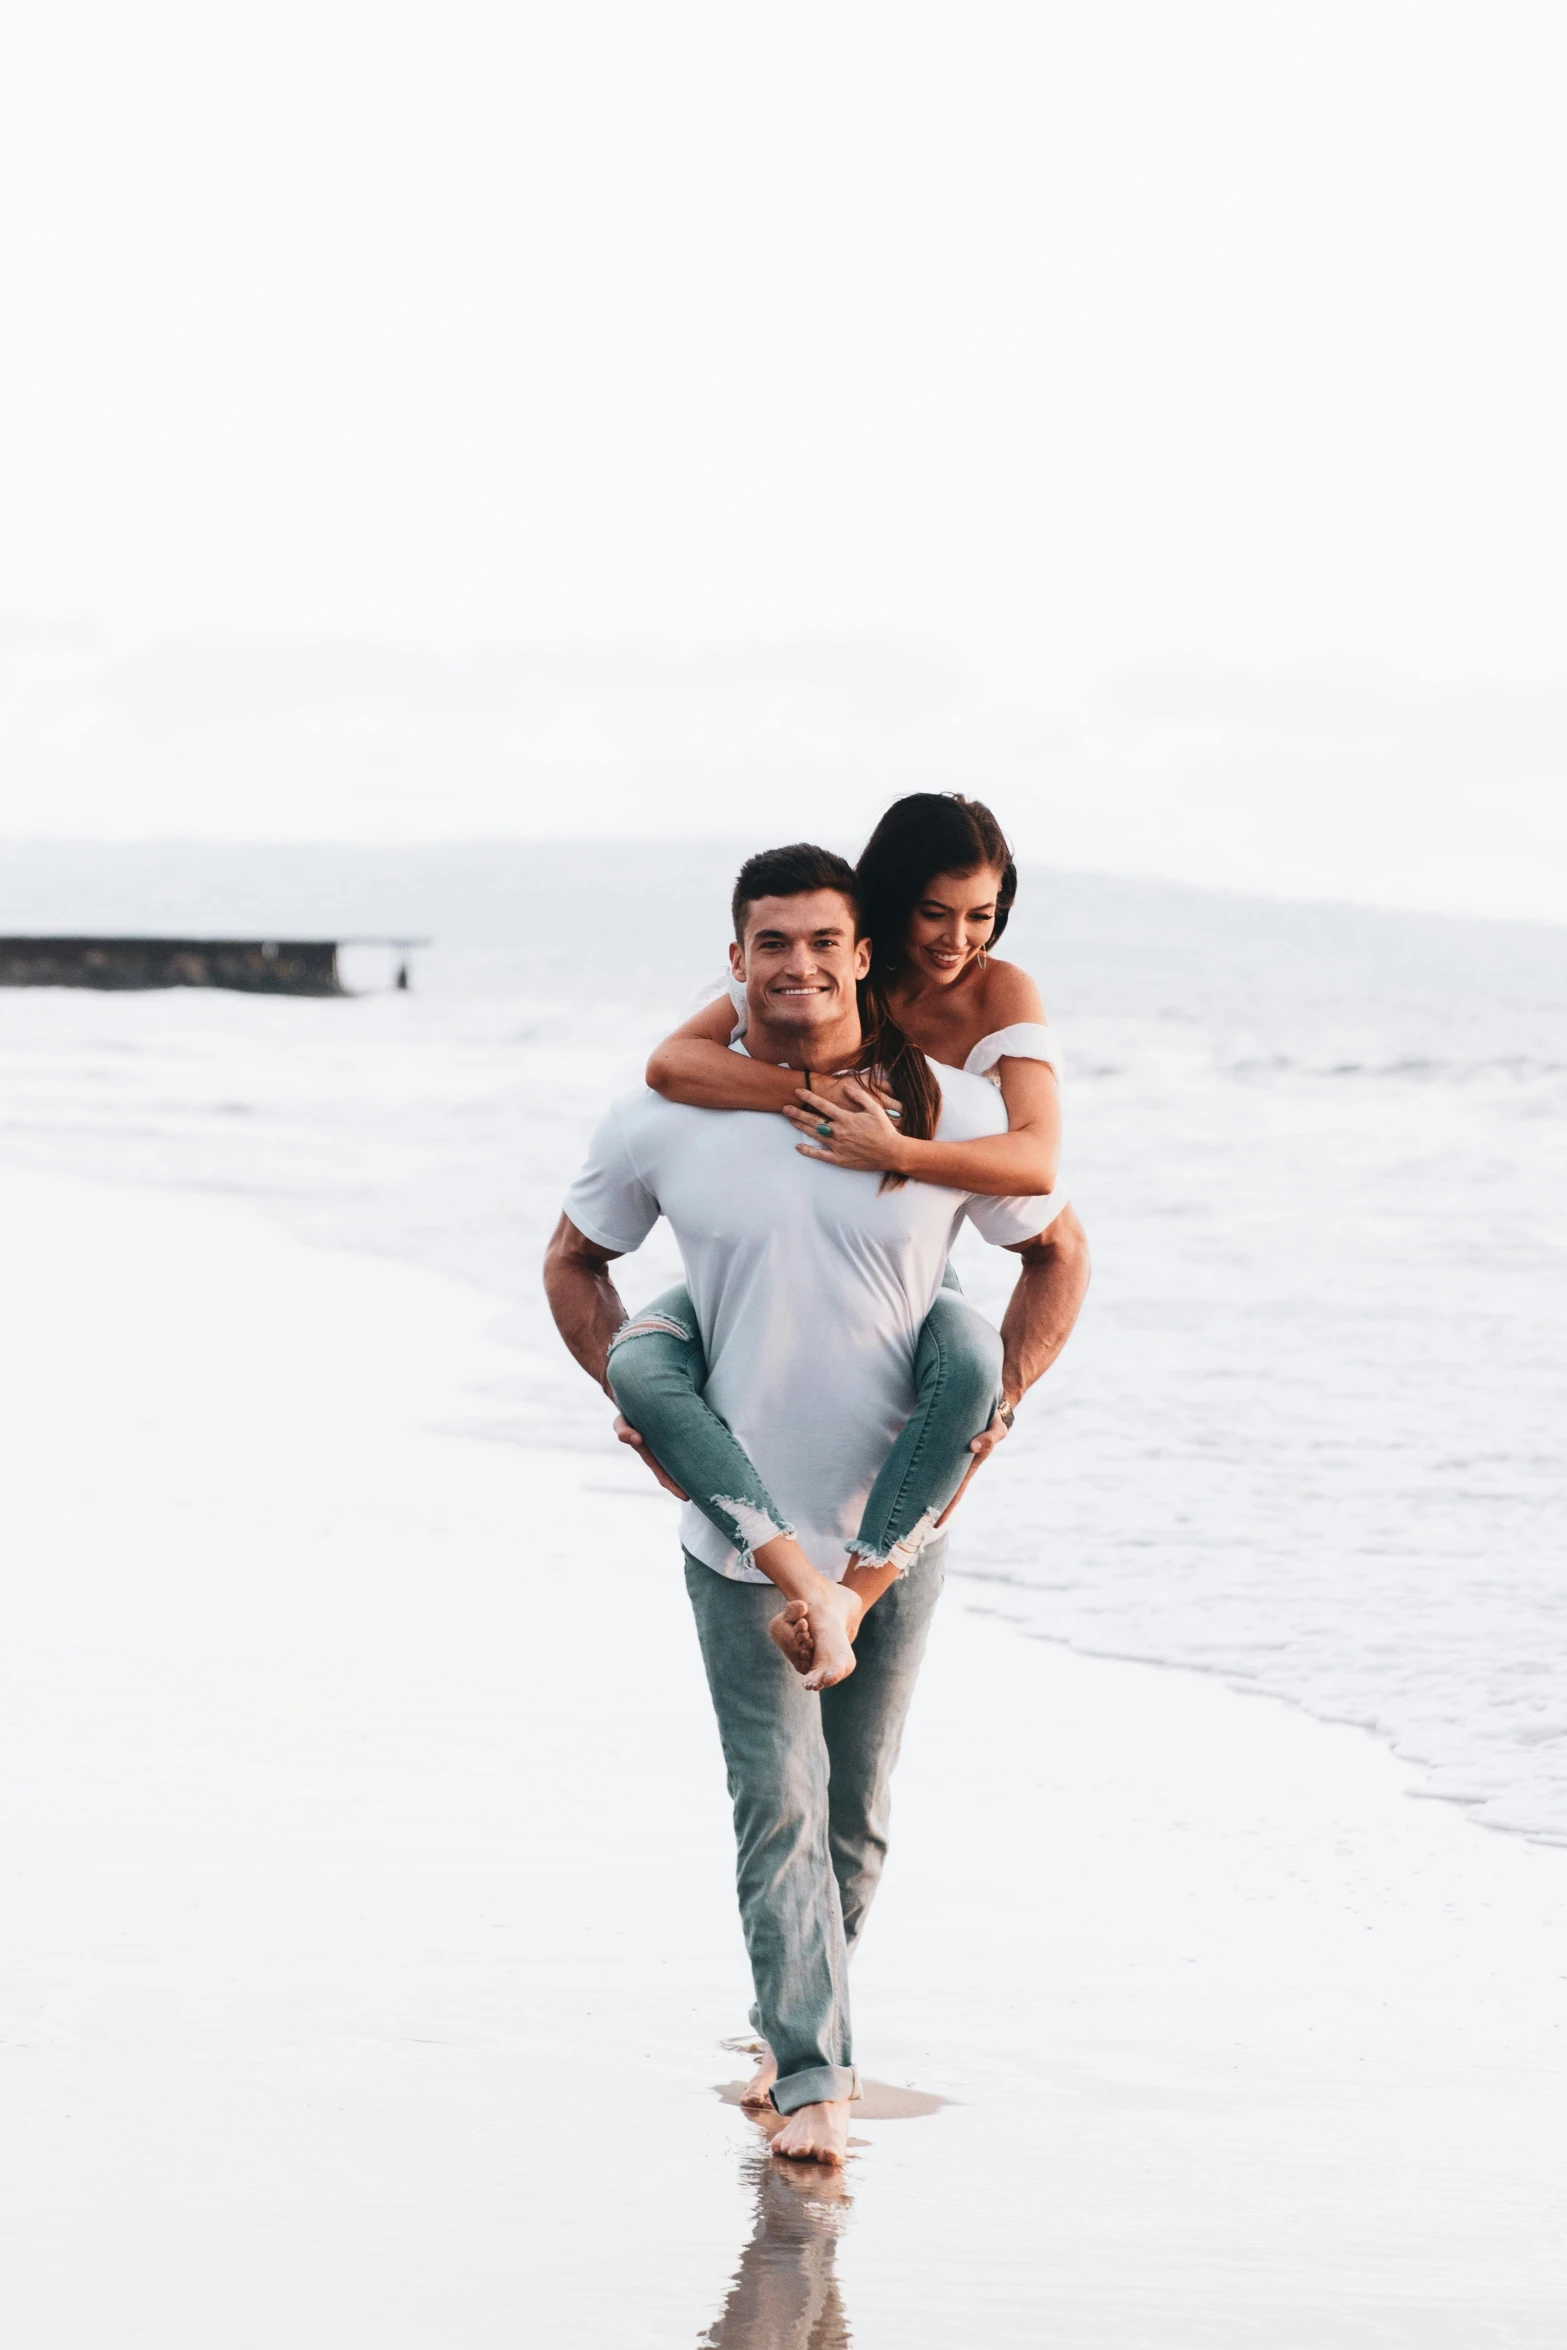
xmin=787 ymin=1078 xmax=910 ymax=1175
xmin=794 ymin=1070 xmax=900 ymax=1116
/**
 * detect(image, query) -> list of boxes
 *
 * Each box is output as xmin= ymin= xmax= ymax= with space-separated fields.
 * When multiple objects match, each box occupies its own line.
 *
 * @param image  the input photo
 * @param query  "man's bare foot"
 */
xmin=739 ymin=2043 xmax=778 ymax=2106
xmin=768 ymin=1601 xmax=815 ymax=1675
xmin=769 ymin=2099 xmax=851 ymax=2165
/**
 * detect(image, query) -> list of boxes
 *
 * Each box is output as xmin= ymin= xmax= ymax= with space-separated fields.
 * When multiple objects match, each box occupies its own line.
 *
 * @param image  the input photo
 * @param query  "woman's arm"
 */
xmin=646 ymin=995 xmax=895 ymax=1115
xmin=787 ymin=1056 xmax=1061 ymax=1195
xmin=646 ymin=994 xmax=803 ymax=1112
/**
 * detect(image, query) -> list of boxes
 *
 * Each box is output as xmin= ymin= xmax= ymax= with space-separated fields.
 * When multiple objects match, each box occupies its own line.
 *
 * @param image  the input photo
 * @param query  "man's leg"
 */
xmin=819 ymin=1534 xmax=947 ymax=1956
xmin=683 ymin=1556 xmax=859 ymax=2121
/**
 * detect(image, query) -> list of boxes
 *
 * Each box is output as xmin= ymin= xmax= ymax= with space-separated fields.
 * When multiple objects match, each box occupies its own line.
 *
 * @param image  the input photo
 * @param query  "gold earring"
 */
xmin=978 ymin=947 xmax=988 ymax=970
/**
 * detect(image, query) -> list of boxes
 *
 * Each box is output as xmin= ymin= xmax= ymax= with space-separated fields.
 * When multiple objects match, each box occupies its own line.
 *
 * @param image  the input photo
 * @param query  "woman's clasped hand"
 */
xmin=786 ymin=1079 xmax=907 ymax=1175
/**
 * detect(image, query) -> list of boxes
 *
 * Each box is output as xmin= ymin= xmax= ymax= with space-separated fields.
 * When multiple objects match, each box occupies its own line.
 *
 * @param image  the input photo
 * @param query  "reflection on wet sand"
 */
xmin=699 ymin=2072 xmax=949 ymax=2344
xmin=698 ymin=2141 xmax=853 ymax=2350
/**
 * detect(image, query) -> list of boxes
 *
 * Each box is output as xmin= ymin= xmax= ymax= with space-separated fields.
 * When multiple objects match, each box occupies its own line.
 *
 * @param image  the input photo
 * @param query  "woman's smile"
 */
xmin=903 ymin=865 xmax=1005 ymax=988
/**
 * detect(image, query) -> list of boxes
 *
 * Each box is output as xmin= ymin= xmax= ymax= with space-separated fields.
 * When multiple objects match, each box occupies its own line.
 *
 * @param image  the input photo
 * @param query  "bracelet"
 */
xmin=997 ymin=1399 xmax=1016 ymax=1430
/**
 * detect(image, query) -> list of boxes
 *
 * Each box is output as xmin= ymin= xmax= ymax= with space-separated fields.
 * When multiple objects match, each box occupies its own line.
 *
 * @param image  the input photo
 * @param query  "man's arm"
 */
xmin=998 ymin=1202 xmax=1091 ymax=1415
xmin=542 ymin=1213 xmax=628 ymax=1393
xmin=542 ymin=1213 xmax=690 ymax=1499
xmin=953 ymin=1205 xmax=1092 ymax=1485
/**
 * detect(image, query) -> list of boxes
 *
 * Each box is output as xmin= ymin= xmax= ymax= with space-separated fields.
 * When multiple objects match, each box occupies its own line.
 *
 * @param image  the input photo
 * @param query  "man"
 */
xmin=544 ymin=844 xmax=1089 ymax=2164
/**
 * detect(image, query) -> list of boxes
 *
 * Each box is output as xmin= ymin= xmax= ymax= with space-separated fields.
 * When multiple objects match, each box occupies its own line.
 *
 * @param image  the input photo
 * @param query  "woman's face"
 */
xmin=903 ymin=865 xmax=1005 ymax=987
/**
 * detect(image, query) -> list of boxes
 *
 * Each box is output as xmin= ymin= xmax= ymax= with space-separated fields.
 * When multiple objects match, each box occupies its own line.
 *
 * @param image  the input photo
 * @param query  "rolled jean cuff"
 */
xmin=771 ymin=2064 xmax=859 ymax=2116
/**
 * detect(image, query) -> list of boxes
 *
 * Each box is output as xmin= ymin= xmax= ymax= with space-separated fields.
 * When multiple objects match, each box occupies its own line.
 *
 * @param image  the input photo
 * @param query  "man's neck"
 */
xmin=744 ymin=1012 xmax=865 ymax=1072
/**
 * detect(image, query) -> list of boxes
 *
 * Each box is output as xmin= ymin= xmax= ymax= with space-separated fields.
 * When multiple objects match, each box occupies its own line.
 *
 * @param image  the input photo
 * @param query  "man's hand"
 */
xmin=934 ymin=1404 xmax=1011 ymax=1528
xmin=966 ymin=1403 xmax=1014 ymax=1467
xmin=614 ymin=1413 xmax=689 ymax=1501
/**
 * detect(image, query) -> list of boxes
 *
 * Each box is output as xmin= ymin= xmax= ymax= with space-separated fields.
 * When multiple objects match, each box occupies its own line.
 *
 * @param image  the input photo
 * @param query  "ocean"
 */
xmin=2 ymin=838 xmax=1564 ymax=1843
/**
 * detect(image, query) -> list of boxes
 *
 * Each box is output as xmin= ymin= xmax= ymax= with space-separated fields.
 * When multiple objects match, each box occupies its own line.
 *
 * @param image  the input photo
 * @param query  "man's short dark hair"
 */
xmin=731 ymin=843 xmax=860 ymax=942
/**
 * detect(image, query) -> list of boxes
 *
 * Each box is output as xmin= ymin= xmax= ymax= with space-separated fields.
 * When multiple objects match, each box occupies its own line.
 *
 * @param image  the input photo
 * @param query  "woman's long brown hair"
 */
xmin=855 ymin=978 xmax=941 ymax=1191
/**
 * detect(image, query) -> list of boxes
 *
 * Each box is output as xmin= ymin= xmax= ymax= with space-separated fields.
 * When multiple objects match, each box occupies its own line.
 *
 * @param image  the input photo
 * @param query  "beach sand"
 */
xmin=2 ymin=1160 xmax=1565 ymax=2347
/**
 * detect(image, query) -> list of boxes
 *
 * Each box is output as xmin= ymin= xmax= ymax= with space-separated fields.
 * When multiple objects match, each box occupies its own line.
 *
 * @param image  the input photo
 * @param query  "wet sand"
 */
xmin=2 ymin=1162 xmax=1565 ymax=2346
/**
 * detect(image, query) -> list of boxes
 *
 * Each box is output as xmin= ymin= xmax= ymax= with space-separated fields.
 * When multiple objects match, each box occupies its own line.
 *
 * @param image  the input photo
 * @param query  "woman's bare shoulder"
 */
xmin=974 ymin=956 xmax=1047 ymax=1027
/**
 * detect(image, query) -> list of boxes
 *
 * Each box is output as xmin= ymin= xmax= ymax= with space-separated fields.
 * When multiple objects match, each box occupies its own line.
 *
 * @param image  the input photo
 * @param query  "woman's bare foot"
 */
xmin=768 ymin=1600 xmax=815 ymax=1675
xmin=750 ymin=1537 xmax=864 ymax=1692
xmin=766 ymin=1583 xmax=862 ymax=1690
xmin=800 ymin=1580 xmax=862 ymax=1692
xmin=770 ymin=2099 xmax=851 ymax=2165
xmin=739 ymin=2043 xmax=778 ymax=2107
xmin=769 ymin=1587 xmax=860 ymax=1690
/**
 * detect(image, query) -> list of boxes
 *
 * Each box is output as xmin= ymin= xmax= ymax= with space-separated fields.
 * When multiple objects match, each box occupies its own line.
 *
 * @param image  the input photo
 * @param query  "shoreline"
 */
xmin=948 ymin=1570 xmax=1567 ymax=1857
xmin=2 ymin=1160 xmax=1566 ymax=2344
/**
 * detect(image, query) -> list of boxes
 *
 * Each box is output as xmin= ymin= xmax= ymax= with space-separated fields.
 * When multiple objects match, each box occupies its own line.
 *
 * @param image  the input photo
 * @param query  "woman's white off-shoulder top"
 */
xmin=722 ymin=978 xmax=1060 ymax=1084
xmin=962 ymin=1022 xmax=1060 ymax=1085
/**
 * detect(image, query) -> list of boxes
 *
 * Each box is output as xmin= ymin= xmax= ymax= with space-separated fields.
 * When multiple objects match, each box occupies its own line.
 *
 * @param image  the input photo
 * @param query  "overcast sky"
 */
xmin=2 ymin=0 xmax=1565 ymax=917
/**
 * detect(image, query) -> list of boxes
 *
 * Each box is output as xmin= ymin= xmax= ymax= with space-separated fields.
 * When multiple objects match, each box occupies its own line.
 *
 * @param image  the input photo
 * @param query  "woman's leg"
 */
xmin=782 ymin=1292 xmax=998 ymax=1659
xmin=607 ymin=1287 xmax=865 ymax=1688
xmin=607 ymin=1285 xmax=794 ymax=1558
xmin=848 ymin=1287 xmax=1004 ymax=1577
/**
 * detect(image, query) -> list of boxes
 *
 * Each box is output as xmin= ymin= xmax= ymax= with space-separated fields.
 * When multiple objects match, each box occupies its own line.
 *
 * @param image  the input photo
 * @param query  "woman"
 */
xmin=608 ymin=793 xmax=1060 ymax=1689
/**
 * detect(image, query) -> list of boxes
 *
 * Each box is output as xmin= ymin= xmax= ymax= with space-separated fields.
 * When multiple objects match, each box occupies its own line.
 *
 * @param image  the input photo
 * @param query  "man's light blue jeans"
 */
xmin=683 ymin=1535 xmax=947 ymax=2115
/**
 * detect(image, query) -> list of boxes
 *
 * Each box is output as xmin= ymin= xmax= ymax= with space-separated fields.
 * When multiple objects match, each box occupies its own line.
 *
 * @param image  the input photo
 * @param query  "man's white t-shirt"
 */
xmin=564 ymin=1054 xmax=1065 ymax=1583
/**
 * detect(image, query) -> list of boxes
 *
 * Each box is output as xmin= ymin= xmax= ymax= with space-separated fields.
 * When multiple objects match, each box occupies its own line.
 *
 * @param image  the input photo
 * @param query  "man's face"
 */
xmin=730 ymin=889 xmax=871 ymax=1041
